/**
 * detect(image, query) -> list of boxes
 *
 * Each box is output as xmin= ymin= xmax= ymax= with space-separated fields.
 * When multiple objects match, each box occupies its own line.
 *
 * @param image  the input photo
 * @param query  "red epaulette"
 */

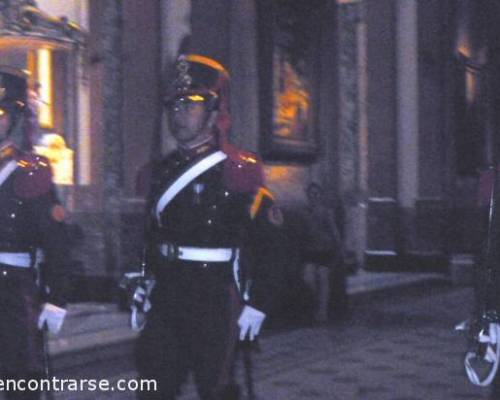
xmin=14 ymin=152 xmax=53 ymax=198
xmin=222 ymin=144 xmax=264 ymax=193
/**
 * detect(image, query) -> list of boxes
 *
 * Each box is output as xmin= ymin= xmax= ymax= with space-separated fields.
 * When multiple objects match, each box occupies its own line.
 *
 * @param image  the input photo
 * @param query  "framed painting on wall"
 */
xmin=257 ymin=0 xmax=323 ymax=162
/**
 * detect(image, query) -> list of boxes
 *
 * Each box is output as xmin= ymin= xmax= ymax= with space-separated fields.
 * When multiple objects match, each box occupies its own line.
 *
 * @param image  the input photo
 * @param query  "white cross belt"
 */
xmin=0 ymin=252 xmax=31 ymax=268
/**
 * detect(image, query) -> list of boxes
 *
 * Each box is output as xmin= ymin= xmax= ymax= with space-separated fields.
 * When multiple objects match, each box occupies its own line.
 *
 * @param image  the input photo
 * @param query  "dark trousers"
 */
xmin=0 ymin=267 xmax=43 ymax=400
xmin=136 ymin=265 xmax=242 ymax=400
xmin=491 ymin=370 xmax=500 ymax=399
xmin=329 ymin=263 xmax=349 ymax=319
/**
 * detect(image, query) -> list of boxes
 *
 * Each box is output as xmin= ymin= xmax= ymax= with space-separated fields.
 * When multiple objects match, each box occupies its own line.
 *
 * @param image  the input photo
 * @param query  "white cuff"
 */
xmin=38 ymin=303 xmax=67 ymax=334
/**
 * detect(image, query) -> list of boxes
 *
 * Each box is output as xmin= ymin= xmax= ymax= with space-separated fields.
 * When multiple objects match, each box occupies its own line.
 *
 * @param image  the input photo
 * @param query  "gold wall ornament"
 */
xmin=0 ymin=0 xmax=86 ymax=51
xmin=34 ymin=133 xmax=74 ymax=185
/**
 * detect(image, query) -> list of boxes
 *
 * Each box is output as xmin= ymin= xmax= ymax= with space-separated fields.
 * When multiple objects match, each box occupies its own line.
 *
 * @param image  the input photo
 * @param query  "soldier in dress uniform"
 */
xmin=134 ymin=54 xmax=283 ymax=400
xmin=0 ymin=66 xmax=69 ymax=399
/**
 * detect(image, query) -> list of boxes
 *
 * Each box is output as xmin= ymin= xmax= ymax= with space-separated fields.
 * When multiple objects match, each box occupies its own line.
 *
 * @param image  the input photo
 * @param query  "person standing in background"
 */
xmin=302 ymin=182 xmax=345 ymax=323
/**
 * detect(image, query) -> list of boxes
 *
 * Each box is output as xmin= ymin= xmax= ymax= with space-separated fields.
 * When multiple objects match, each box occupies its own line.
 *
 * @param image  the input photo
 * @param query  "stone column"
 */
xmin=396 ymin=0 xmax=418 ymax=253
xmin=229 ymin=0 xmax=259 ymax=152
xmin=316 ymin=0 xmax=338 ymax=190
xmin=122 ymin=0 xmax=162 ymax=195
xmin=337 ymin=1 xmax=361 ymax=197
xmin=101 ymin=0 xmax=124 ymax=278
xmin=364 ymin=0 xmax=399 ymax=270
xmin=190 ymin=0 xmax=231 ymax=65
xmin=336 ymin=0 xmax=366 ymax=266
xmin=414 ymin=1 xmax=449 ymax=264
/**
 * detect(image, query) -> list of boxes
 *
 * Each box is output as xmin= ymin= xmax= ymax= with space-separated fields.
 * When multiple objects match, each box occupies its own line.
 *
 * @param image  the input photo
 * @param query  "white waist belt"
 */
xmin=159 ymin=244 xmax=234 ymax=263
xmin=0 ymin=252 xmax=31 ymax=268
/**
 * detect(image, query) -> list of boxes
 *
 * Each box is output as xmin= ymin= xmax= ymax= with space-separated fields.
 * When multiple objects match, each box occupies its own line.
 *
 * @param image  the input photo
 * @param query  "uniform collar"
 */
xmin=179 ymin=137 xmax=218 ymax=160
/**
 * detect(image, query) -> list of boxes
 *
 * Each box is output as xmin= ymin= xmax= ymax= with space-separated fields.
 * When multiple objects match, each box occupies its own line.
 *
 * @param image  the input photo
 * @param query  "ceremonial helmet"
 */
xmin=0 ymin=66 xmax=32 ymax=149
xmin=164 ymin=54 xmax=231 ymax=136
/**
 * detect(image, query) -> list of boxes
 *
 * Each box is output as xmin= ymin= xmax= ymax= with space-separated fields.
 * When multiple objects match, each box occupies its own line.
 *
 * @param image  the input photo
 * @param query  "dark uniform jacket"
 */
xmin=142 ymin=143 xmax=282 ymax=315
xmin=0 ymin=150 xmax=69 ymax=306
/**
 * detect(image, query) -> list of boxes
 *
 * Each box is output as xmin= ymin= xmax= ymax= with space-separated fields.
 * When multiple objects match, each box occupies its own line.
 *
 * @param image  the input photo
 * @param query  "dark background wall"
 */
xmin=190 ymin=0 xmax=232 ymax=66
xmin=122 ymin=0 xmax=162 ymax=199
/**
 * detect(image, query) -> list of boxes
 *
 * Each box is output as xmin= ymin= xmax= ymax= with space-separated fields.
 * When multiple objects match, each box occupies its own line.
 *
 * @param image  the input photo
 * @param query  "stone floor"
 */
xmin=29 ymin=274 xmax=493 ymax=400
xmin=174 ymin=283 xmax=489 ymax=400
xmin=0 ymin=270 xmax=485 ymax=400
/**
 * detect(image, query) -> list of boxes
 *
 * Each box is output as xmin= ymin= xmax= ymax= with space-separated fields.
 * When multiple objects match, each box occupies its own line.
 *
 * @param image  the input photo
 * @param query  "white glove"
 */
xmin=464 ymin=322 xmax=500 ymax=386
xmin=38 ymin=303 xmax=67 ymax=334
xmin=455 ymin=319 xmax=468 ymax=331
xmin=238 ymin=305 xmax=266 ymax=341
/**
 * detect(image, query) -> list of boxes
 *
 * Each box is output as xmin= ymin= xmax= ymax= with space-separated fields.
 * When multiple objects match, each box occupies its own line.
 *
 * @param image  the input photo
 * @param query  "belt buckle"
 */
xmin=166 ymin=243 xmax=178 ymax=262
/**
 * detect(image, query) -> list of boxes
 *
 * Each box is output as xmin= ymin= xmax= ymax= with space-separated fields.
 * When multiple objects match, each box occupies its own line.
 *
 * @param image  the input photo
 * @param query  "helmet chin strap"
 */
xmin=4 ymin=109 xmax=26 ymax=151
xmin=179 ymin=132 xmax=214 ymax=152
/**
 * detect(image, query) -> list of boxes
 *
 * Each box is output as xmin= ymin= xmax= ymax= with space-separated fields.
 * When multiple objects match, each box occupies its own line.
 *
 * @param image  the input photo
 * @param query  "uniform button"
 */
xmin=202 ymin=263 xmax=208 ymax=268
xmin=207 ymin=219 xmax=213 ymax=225
xmin=224 ymin=191 xmax=230 ymax=197
xmin=2 ymin=270 xmax=6 ymax=276
xmin=10 ymin=213 xmax=15 ymax=218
